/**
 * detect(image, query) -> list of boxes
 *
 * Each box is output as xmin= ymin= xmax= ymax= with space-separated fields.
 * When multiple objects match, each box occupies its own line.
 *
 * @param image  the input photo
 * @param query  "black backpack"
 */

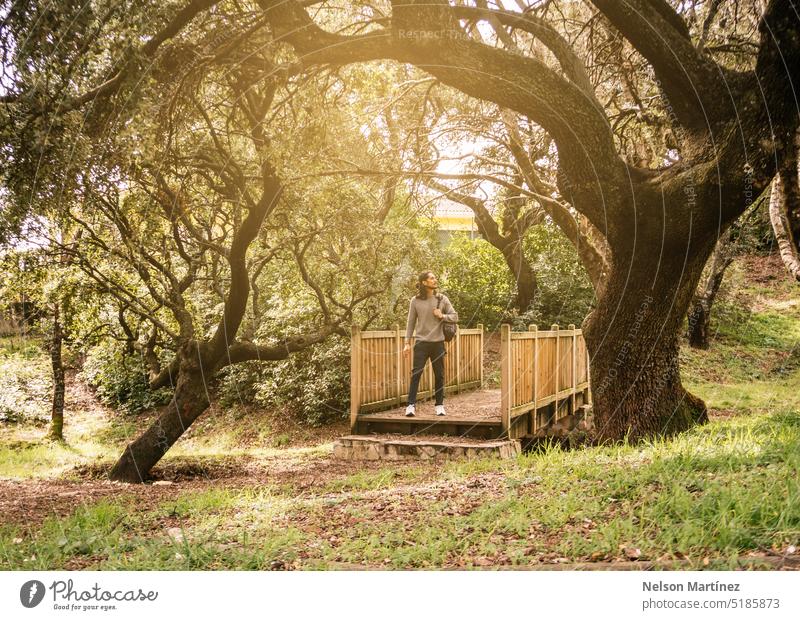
xmin=436 ymin=294 xmax=457 ymax=342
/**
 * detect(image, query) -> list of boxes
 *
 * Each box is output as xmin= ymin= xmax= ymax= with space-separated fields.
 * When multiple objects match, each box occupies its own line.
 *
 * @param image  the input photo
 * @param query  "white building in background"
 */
xmin=432 ymin=197 xmax=496 ymax=245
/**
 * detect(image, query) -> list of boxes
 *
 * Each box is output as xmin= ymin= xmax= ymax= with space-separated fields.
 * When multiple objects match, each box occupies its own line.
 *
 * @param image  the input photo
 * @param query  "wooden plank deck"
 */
xmin=355 ymin=389 xmax=503 ymax=439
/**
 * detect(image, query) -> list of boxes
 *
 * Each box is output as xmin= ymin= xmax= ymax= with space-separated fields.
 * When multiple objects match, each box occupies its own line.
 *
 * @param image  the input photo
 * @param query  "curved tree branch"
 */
xmin=589 ymin=0 xmax=726 ymax=131
xmin=261 ymin=0 xmax=624 ymax=229
xmin=208 ymin=160 xmax=283 ymax=358
xmin=62 ymin=0 xmax=222 ymax=112
xmin=449 ymin=4 xmax=596 ymax=98
xmin=501 ymin=110 xmax=611 ymax=292
xmin=425 ymin=178 xmax=505 ymax=247
xmin=226 ymin=322 xmax=345 ymax=364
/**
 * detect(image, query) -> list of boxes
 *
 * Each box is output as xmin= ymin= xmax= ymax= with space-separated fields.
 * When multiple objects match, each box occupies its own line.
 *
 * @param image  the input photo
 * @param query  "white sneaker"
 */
xmin=435 ymin=405 xmax=446 ymax=416
xmin=405 ymin=405 xmax=415 ymax=417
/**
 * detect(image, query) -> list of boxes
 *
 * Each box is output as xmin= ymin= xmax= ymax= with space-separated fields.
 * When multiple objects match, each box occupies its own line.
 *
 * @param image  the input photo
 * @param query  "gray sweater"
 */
xmin=404 ymin=293 xmax=458 ymax=343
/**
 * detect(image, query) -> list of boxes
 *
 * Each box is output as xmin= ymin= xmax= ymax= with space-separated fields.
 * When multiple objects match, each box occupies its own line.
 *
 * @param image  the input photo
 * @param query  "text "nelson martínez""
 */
xmin=643 ymin=581 xmax=741 ymax=592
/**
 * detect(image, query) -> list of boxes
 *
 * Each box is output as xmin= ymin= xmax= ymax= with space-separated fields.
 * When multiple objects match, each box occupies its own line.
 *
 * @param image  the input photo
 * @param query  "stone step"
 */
xmin=333 ymin=435 xmax=521 ymax=461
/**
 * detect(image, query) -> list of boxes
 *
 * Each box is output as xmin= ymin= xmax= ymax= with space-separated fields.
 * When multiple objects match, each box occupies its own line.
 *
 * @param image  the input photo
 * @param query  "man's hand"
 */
xmin=433 ymin=308 xmax=443 ymax=319
xmin=403 ymin=343 xmax=411 ymax=358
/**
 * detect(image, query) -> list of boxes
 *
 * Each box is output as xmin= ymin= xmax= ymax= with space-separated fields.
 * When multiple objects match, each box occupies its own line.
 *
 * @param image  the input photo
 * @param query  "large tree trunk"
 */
xmin=109 ymin=345 xmax=212 ymax=482
xmin=48 ymin=303 xmax=65 ymax=441
xmin=584 ymin=206 xmax=713 ymax=442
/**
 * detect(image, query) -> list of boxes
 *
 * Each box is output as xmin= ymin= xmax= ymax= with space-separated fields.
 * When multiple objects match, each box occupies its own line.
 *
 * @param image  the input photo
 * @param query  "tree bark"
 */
xmin=108 ymin=323 xmax=343 ymax=482
xmin=500 ymin=238 xmax=537 ymax=314
xmin=769 ymin=132 xmax=800 ymax=281
xmin=687 ymin=236 xmax=734 ymax=349
xmin=109 ymin=343 xmax=211 ymax=482
xmin=49 ymin=303 xmax=65 ymax=441
xmin=583 ymin=180 xmax=716 ymax=442
xmin=686 ymin=302 xmax=712 ymax=350
xmin=586 ymin=248 xmax=711 ymax=443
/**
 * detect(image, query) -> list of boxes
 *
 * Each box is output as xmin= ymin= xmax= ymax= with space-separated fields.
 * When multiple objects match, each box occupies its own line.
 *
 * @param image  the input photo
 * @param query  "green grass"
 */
xmin=322 ymin=465 xmax=428 ymax=493
xmin=0 ymin=500 xmax=130 ymax=570
xmin=0 ymin=440 xmax=93 ymax=478
xmin=2 ymin=395 xmax=797 ymax=568
xmin=0 ymin=333 xmax=336 ymax=479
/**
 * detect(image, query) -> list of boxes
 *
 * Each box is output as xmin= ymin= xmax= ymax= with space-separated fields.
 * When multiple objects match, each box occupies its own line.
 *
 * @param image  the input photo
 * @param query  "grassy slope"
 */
xmin=0 ymin=254 xmax=798 ymax=570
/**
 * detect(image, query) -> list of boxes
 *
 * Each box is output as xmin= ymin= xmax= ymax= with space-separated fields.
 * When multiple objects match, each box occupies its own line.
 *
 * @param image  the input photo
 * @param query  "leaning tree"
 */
xmin=1 ymin=1 xmax=426 ymax=480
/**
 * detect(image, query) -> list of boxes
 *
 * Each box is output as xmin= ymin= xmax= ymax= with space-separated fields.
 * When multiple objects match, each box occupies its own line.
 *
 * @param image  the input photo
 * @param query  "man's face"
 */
xmin=424 ymin=274 xmax=438 ymax=288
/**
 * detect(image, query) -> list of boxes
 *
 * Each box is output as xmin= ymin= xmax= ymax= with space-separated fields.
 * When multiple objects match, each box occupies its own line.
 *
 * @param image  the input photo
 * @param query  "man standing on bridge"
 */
xmin=403 ymin=271 xmax=458 ymax=417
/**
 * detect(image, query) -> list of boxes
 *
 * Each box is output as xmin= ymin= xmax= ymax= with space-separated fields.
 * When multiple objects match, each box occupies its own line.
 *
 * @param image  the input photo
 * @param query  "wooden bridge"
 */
xmin=349 ymin=323 xmax=591 ymax=442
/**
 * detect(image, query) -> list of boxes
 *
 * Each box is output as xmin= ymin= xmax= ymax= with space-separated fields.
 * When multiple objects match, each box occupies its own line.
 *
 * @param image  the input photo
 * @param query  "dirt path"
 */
xmin=0 ymin=453 xmax=442 ymax=529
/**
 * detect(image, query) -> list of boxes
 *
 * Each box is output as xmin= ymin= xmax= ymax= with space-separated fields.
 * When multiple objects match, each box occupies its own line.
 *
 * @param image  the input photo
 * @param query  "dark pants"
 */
xmin=407 ymin=340 xmax=446 ymax=406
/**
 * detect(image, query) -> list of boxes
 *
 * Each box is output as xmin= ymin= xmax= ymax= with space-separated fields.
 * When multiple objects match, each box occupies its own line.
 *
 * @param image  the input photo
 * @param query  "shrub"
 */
xmin=217 ymin=336 xmax=350 ymax=426
xmin=440 ymin=226 xmax=595 ymax=330
xmin=0 ymin=336 xmax=51 ymax=424
xmin=520 ymin=224 xmax=595 ymax=327
xmin=80 ymin=342 xmax=172 ymax=415
xmin=440 ymin=233 xmax=515 ymax=328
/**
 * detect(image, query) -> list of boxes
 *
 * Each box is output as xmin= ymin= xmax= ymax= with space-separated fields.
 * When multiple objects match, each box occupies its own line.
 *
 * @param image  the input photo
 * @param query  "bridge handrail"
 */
xmin=500 ymin=323 xmax=591 ymax=438
xmin=350 ymin=324 xmax=484 ymax=431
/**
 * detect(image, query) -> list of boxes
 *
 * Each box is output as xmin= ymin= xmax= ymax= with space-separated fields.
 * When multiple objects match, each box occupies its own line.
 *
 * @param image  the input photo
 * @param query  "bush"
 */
xmin=440 ymin=233 xmax=515 ymax=328
xmin=0 ymin=336 xmax=51 ymax=424
xmin=521 ymin=225 xmax=595 ymax=327
xmin=441 ymin=226 xmax=595 ymax=330
xmin=217 ymin=336 xmax=350 ymax=426
xmin=80 ymin=342 xmax=172 ymax=415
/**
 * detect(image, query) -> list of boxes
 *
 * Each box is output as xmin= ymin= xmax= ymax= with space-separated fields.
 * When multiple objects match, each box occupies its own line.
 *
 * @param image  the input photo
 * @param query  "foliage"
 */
xmin=80 ymin=341 xmax=172 ymax=415
xmin=0 ymin=336 xmax=51 ymax=424
xmin=441 ymin=225 xmax=595 ymax=329
xmin=218 ymin=336 xmax=351 ymax=426
xmin=440 ymin=233 xmax=515 ymax=328
xmin=519 ymin=224 xmax=595 ymax=328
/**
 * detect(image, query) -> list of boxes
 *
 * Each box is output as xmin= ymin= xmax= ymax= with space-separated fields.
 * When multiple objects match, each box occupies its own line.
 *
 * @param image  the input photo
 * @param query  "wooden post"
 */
xmin=500 ymin=323 xmax=511 ymax=437
xmin=552 ymin=324 xmax=559 ymax=420
xmin=350 ymin=324 xmax=361 ymax=433
xmin=455 ymin=325 xmax=461 ymax=394
xmin=569 ymin=323 xmax=577 ymax=416
xmin=585 ymin=338 xmax=593 ymax=406
xmin=394 ymin=324 xmax=402 ymax=407
xmin=530 ymin=324 xmax=538 ymax=430
xmin=478 ymin=324 xmax=484 ymax=388
xmin=527 ymin=323 xmax=535 ymax=415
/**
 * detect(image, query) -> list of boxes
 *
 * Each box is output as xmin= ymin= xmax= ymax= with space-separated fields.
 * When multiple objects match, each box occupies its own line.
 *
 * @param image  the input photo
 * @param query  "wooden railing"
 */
xmin=350 ymin=324 xmax=483 ymax=431
xmin=500 ymin=323 xmax=591 ymax=439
